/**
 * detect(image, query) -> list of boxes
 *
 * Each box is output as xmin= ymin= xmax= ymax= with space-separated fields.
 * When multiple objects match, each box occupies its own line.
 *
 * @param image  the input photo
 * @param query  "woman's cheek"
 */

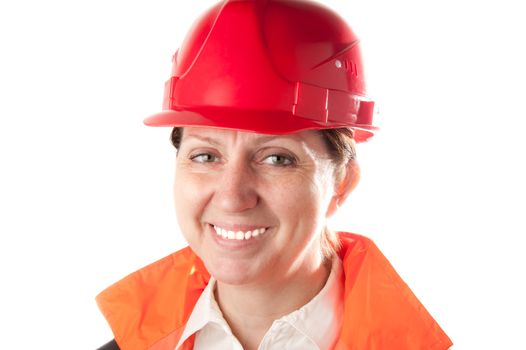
xmin=174 ymin=171 xmax=210 ymax=240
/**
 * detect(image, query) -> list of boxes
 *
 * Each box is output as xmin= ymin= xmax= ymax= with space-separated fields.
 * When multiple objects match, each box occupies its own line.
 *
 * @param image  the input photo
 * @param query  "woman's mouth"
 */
xmin=211 ymin=224 xmax=268 ymax=241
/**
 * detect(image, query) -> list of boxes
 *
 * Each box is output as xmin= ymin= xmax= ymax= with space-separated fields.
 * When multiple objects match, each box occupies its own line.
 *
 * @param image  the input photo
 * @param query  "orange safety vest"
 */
xmin=97 ymin=232 xmax=452 ymax=350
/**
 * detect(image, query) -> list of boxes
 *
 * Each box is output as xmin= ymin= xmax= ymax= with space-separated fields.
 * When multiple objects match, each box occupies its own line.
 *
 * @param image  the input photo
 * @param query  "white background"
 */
xmin=1 ymin=0 xmax=525 ymax=349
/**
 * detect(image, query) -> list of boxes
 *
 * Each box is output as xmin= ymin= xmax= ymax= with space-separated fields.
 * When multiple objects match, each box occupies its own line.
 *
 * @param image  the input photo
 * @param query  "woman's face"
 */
xmin=174 ymin=127 xmax=341 ymax=286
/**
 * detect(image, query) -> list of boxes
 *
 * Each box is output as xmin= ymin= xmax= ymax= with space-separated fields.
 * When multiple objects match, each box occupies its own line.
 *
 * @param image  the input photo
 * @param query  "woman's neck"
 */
xmin=214 ymin=256 xmax=332 ymax=350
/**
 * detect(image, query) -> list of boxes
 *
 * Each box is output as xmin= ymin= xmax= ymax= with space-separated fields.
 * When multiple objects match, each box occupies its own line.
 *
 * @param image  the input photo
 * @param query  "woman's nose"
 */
xmin=212 ymin=160 xmax=258 ymax=213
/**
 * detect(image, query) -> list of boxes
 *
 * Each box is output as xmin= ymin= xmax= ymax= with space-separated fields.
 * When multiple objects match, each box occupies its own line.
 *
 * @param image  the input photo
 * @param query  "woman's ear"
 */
xmin=327 ymin=160 xmax=361 ymax=217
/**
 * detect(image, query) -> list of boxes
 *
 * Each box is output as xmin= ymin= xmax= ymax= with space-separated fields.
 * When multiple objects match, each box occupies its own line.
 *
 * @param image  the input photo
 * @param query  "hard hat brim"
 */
xmin=144 ymin=107 xmax=376 ymax=142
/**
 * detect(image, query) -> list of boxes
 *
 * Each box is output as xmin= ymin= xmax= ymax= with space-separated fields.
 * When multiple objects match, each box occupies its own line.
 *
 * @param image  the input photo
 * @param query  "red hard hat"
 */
xmin=144 ymin=0 xmax=377 ymax=142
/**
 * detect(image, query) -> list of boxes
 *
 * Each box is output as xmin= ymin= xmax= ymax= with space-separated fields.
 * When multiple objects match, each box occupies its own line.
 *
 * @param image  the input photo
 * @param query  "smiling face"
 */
xmin=173 ymin=127 xmax=344 ymax=287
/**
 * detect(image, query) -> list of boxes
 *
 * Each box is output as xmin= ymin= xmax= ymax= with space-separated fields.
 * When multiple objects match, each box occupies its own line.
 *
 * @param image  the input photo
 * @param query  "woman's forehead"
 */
xmin=181 ymin=127 xmax=323 ymax=146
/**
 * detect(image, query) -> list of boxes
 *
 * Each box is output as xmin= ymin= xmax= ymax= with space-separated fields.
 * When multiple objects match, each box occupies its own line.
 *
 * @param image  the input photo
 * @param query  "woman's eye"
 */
xmin=263 ymin=154 xmax=294 ymax=166
xmin=190 ymin=153 xmax=218 ymax=163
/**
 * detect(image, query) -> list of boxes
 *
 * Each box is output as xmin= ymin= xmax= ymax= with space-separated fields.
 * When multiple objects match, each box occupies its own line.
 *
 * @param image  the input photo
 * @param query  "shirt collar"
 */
xmin=176 ymin=256 xmax=344 ymax=349
xmin=175 ymin=276 xmax=223 ymax=349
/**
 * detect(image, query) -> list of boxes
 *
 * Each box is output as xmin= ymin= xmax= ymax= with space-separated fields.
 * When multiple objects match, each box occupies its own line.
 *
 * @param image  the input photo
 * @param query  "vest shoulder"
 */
xmin=96 ymin=246 xmax=209 ymax=350
xmin=97 ymin=246 xmax=205 ymax=300
xmin=336 ymin=232 xmax=453 ymax=349
xmin=336 ymin=231 xmax=376 ymax=256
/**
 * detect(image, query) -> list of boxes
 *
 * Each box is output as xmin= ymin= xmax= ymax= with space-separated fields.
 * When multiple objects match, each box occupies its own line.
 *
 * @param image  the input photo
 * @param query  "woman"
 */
xmin=97 ymin=0 xmax=452 ymax=349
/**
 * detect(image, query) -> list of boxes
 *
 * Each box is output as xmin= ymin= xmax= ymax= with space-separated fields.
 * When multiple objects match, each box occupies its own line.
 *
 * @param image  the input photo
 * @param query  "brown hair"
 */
xmin=170 ymin=127 xmax=357 ymax=259
xmin=314 ymin=128 xmax=357 ymax=260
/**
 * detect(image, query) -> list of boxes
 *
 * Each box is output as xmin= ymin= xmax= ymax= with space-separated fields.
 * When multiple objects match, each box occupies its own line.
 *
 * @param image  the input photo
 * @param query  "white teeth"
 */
xmin=212 ymin=225 xmax=267 ymax=240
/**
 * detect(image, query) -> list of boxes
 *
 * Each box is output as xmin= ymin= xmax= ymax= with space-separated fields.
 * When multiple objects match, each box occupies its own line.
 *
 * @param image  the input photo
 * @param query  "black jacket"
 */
xmin=97 ymin=340 xmax=119 ymax=350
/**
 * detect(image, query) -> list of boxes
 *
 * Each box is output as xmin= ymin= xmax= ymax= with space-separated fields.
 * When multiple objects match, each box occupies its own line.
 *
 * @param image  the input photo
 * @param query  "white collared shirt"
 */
xmin=175 ymin=257 xmax=344 ymax=350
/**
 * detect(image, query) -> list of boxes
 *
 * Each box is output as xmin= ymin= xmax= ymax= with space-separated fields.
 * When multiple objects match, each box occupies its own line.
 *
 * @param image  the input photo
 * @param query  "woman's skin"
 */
xmin=173 ymin=127 xmax=356 ymax=349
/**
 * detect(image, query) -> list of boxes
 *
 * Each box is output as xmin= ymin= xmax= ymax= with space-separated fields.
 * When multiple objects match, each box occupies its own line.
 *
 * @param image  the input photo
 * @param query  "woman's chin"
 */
xmin=205 ymin=258 xmax=262 ymax=286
